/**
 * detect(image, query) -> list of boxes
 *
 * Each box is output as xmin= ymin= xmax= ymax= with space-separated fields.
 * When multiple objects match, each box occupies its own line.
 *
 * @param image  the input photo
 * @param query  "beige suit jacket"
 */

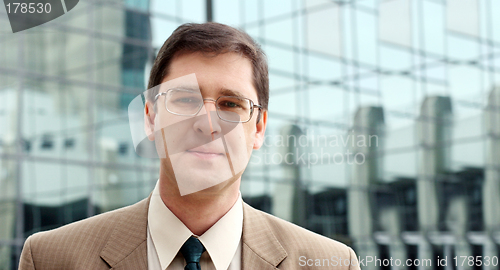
xmin=19 ymin=195 xmax=360 ymax=269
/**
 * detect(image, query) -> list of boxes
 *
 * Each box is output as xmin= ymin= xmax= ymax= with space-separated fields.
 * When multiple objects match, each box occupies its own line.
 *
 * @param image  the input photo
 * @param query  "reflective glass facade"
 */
xmin=1 ymin=0 xmax=500 ymax=269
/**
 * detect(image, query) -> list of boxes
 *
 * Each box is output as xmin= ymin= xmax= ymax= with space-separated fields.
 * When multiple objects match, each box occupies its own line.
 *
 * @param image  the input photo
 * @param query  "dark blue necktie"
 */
xmin=180 ymin=236 xmax=206 ymax=270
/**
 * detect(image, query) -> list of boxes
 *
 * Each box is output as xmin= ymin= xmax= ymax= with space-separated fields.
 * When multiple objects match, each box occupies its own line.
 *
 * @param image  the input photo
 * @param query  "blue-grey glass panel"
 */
xmin=422 ymin=0 xmax=445 ymax=55
xmin=214 ymin=0 xmax=240 ymax=26
xmin=263 ymin=0 xmax=293 ymax=20
xmin=447 ymin=35 xmax=479 ymax=61
xmin=379 ymin=45 xmax=412 ymax=71
xmin=266 ymin=44 xmax=295 ymax=74
xmin=264 ymin=18 xmax=294 ymax=46
xmin=180 ymin=0 xmax=205 ymax=23
xmin=356 ymin=10 xmax=377 ymax=66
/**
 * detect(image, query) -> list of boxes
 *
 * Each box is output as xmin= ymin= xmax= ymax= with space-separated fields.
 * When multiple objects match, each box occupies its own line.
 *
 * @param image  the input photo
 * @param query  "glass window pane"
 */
xmin=379 ymin=0 xmax=412 ymax=47
xmin=356 ymin=11 xmax=377 ymax=65
xmin=446 ymin=0 xmax=479 ymax=37
xmin=422 ymin=1 xmax=445 ymax=55
xmin=306 ymin=6 xmax=342 ymax=57
xmin=264 ymin=18 xmax=294 ymax=46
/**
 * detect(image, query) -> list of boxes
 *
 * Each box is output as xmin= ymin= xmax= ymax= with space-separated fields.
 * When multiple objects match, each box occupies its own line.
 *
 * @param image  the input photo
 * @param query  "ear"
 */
xmin=144 ymin=100 xmax=156 ymax=141
xmin=253 ymin=110 xmax=268 ymax=149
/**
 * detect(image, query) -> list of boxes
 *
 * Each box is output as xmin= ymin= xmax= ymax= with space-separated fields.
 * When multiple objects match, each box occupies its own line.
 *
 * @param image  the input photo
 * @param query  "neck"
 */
xmin=158 ymin=176 xmax=240 ymax=236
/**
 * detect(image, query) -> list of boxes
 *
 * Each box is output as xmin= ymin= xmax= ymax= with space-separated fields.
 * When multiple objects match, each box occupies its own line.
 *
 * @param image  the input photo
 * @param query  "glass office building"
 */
xmin=1 ymin=0 xmax=500 ymax=269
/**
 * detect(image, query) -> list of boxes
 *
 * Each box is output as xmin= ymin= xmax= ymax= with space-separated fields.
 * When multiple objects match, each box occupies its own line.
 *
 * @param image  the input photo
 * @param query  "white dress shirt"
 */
xmin=147 ymin=181 xmax=243 ymax=270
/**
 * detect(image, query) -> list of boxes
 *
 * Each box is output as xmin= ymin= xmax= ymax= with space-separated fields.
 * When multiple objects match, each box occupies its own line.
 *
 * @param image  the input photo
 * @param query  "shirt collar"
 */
xmin=148 ymin=180 xmax=243 ymax=270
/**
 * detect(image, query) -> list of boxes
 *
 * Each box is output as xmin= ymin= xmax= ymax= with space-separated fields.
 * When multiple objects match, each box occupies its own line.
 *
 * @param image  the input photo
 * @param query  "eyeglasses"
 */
xmin=154 ymin=88 xmax=262 ymax=123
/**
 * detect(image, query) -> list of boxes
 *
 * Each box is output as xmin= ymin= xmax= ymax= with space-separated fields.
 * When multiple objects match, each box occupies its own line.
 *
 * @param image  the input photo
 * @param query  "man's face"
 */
xmin=145 ymin=52 xmax=267 ymax=196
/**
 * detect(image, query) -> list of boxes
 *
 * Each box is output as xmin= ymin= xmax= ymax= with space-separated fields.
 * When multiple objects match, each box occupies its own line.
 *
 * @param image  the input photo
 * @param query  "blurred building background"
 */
xmin=1 ymin=0 xmax=500 ymax=269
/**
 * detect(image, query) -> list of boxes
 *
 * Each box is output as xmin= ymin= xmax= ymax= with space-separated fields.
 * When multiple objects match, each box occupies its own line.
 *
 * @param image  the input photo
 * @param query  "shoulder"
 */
xmin=28 ymin=199 xmax=145 ymax=246
xmin=243 ymin=203 xmax=358 ymax=268
xmin=19 ymin=197 xmax=149 ymax=269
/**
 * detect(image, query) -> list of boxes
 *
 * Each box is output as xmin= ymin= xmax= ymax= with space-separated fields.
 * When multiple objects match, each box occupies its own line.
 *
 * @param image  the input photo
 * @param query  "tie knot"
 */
xmin=180 ymin=236 xmax=206 ymax=265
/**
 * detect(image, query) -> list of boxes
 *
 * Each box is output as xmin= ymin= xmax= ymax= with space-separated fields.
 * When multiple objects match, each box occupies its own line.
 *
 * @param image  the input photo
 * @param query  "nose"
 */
xmin=192 ymin=99 xmax=221 ymax=140
xmin=203 ymin=99 xmax=217 ymax=111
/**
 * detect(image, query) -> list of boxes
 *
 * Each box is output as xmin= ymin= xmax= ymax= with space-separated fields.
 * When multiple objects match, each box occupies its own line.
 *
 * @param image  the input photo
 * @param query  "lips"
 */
xmin=186 ymin=147 xmax=225 ymax=158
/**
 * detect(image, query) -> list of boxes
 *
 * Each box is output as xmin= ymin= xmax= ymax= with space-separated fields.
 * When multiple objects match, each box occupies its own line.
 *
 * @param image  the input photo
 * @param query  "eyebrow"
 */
xmin=178 ymin=86 xmax=251 ymax=100
xmin=193 ymin=86 xmax=248 ymax=98
xmin=218 ymin=88 xmax=246 ymax=98
xmin=172 ymin=85 xmax=199 ymax=91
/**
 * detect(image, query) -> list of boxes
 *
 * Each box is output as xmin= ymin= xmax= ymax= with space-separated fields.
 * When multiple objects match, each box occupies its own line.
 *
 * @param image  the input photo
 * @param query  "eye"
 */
xmin=222 ymin=101 xmax=240 ymax=108
xmin=173 ymin=96 xmax=202 ymax=104
xmin=177 ymin=97 xmax=197 ymax=103
xmin=217 ymin=97 xmax=250 ymax=111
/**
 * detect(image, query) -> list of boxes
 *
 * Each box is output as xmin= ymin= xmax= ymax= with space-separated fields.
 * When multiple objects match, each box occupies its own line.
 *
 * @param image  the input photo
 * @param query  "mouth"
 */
xmin=186 ymin=149 xmax=225 ymax=159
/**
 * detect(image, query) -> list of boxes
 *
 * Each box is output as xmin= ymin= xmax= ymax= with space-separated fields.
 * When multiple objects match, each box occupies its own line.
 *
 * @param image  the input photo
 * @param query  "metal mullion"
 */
xmin=0 ymin=152 xmax=158 ymax=172
xmin=14 ymin=31 xmax=25 ymax=270
xmin=0 ymin=66 xmax=144 ymax=95
xmin=86 ymin=0 xmax=95 ymax=218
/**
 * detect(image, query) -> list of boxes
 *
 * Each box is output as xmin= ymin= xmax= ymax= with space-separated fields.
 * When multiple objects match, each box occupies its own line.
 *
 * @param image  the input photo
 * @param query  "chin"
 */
xmin=178 ymin=171 xmax=243 ymax=198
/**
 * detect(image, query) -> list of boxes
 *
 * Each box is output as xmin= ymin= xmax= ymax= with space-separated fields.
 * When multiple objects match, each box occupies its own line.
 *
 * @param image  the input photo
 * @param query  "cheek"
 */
xmin=155 ymin=114 xmax=194 ymax=145
xmin=155 ymin=113 xmax=185 ymax=131
xmin=222 ymin=123 xmax=255 ymax=154
xmin=243 ymin=126 xmax=257 ymax=148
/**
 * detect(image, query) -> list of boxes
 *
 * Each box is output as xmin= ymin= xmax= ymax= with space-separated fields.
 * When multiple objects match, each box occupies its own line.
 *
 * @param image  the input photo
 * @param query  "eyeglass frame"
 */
xmin=154 ymin=88 xmax=263 ymax=123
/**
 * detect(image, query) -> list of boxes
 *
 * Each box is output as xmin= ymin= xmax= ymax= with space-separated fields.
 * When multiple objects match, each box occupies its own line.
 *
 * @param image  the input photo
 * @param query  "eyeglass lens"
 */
xmin=165 ymin=89 xmax=252 ymax=122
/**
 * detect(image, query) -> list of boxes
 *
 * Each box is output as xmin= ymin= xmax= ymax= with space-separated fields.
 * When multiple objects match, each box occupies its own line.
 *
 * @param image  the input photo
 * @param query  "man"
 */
xmin=19 ymin=22 xmax=359 ymax=270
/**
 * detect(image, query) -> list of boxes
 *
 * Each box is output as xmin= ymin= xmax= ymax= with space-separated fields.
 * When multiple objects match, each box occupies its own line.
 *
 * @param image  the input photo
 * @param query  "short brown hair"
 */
xmin=147 ymin=22 xmax=269 ymax=111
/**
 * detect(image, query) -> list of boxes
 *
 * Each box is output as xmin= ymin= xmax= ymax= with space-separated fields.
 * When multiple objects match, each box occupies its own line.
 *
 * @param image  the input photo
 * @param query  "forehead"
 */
xmin=161 ymin=52 xmax=257 ymax=100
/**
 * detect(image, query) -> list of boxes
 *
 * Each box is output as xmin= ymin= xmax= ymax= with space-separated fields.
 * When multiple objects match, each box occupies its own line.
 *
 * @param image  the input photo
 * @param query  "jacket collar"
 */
xmin=100 ymin=194 xmax=151 ymax=269
xmin=241 ymin=202 xmax=287 ymax=270
xmin=98 ymin=195 xmax=288 ymax=270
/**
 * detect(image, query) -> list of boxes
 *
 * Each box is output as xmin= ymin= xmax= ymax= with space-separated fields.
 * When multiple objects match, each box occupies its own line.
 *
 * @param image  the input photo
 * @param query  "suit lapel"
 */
xmin=100 ymin=194 xmax=152 ymax=269
xmin=241 ymin=203 xmax=287 ymax=270
xmin=109 ymin=241 xmax=148 ymax=270
xmin=98 ymin=196 xmax=288 ymax=269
